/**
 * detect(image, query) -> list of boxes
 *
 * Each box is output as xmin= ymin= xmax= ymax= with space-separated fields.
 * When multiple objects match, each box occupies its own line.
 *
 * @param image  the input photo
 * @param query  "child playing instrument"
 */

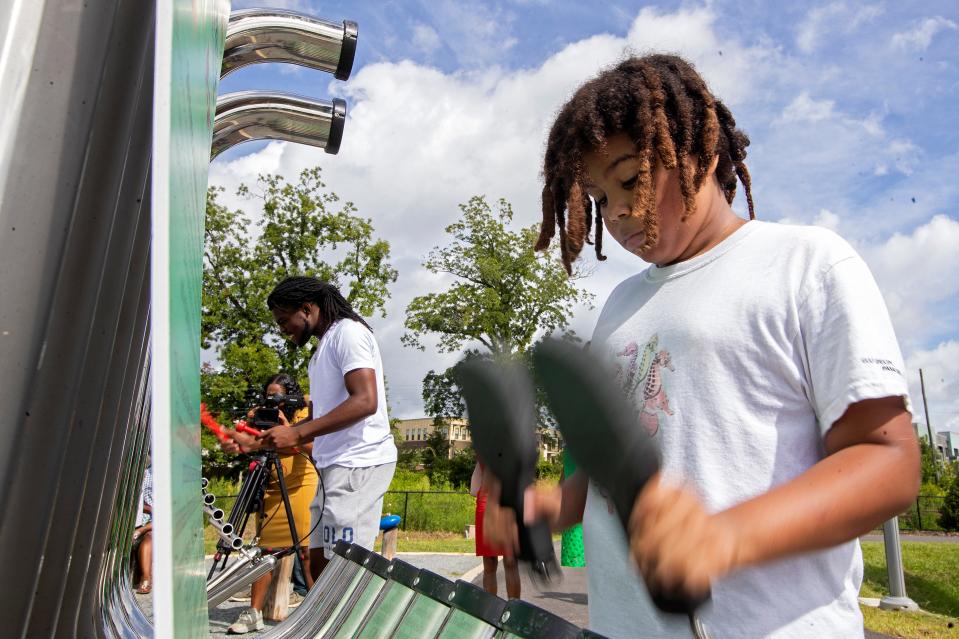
xmin=483 ymin=54 xmax=919 ymax=638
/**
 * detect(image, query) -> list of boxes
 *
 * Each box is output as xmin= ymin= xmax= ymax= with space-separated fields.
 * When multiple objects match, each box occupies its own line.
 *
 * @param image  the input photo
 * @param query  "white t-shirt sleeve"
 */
xmin=332 ymin=321 xmax=377 ymax=376
xmin=799 ymin=253 xmax=912 ymax=435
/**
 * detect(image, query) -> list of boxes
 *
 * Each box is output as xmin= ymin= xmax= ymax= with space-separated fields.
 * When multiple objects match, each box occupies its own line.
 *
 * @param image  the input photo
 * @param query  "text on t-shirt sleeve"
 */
xmin=798 ymin=254 xmax=912 ymax=436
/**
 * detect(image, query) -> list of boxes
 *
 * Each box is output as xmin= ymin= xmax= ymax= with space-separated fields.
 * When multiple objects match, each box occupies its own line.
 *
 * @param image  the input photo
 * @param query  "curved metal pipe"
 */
xmin=211 ymin=91 xmax=346 ymax=159
xmin=222 ymin=9 xmax=357 ymax=80
xmin=207 ymin=555 xmax=277 ymax=609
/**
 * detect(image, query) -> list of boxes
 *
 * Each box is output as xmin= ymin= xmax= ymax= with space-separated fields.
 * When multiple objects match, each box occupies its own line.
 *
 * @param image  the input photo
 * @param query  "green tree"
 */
xmin=421 ymin=426 xmax=452 ymax=483
xmin=403 ymin=196 xmax=590 ymax=356
xmin=939 ymin=474 xmax=959 ymax=531
xmin=404 ymin=195 xmax=591 ymax=430
xmin=919 ymin=436 xmax=941 ymax=486
xmin=201 ymin=167 xmax=398 ymax=434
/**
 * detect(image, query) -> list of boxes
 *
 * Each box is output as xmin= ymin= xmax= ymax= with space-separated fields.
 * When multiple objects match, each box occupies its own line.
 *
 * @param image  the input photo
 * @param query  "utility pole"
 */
xmin=919 ymin=368 xmax=939 ymax=482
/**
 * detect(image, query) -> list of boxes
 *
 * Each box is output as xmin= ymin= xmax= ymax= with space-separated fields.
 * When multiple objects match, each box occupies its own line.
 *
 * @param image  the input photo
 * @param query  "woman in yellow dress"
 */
xmin=223 ymin=373 xmax=319 ymax=634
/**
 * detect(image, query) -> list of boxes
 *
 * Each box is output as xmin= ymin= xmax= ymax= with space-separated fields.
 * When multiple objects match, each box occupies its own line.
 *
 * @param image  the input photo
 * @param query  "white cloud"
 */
xmin=905 ymin=341 xmax=959 ymax=433
xmin=412 ymin=23 xmax=441 ymax=55
xmin=625 ymin=6 xmax=779 ymax=106
xmin=861 ymin=215 xmax=959 ymax=349
xmin=888 ymin=138 xmax=921 ymax=176
xmin=779 ymin=92 xmax=835 ymax=123
xmin=778 ymin=208 xmax=840 ymax=231
xmin=796 ymin=3 xmax=845 ymax=54
xmin=795 ymin=3 xmax=888 ymax=54
xmin=892 ymin=16 xmax=957 ymax=51
xmin=422 ymin=1 xmax=520 ymax=67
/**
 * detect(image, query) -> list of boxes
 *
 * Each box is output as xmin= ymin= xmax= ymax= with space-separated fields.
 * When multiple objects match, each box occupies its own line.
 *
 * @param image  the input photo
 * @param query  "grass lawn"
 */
xmin=860 ymin=540 xmax=959 ymax=638
xmin=377 ymin=530 xmax=477 ymax=554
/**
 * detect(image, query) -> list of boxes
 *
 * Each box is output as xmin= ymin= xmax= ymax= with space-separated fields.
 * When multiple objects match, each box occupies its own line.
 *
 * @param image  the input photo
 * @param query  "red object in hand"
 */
xmin=200 ymin=404 xmax=231 ymax=443
xmin=235 ymin=422 xmax=261 ymax=436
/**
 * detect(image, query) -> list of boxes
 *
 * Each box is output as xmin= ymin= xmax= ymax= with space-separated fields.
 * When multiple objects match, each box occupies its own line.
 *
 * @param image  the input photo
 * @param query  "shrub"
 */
xmin=939 ymin=476 xmax=959 ymax=531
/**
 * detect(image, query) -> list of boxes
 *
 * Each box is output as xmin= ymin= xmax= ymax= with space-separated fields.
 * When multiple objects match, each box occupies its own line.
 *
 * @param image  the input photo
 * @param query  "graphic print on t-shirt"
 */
xmin=615 ymin=334 xmax=674 ymax=436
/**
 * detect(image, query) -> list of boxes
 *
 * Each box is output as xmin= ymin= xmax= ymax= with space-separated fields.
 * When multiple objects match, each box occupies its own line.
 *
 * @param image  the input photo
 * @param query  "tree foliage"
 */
xmin=402 ymin=196 xmax=591 ymax=356
xmin=405 ymin=195 xmax=589 ymax=448
xmin=940 ymin=472 xmax=959 ymax=531
xmin=201 ymin=167 xmax=397 ymax=433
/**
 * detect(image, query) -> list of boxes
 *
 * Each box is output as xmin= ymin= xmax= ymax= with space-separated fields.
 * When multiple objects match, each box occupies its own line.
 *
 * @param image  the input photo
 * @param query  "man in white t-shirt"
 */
xmin=260 ymin=276 xmax=397 ymax=579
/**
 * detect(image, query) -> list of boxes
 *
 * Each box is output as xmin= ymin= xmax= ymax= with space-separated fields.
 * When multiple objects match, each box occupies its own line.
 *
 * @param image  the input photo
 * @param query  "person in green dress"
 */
xmin=560 ymin=450 xmax=585 ymax=567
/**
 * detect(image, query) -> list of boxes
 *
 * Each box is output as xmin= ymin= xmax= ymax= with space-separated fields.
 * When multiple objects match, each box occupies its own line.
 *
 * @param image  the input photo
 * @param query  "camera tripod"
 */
xmin=206 ymin=443 xmax=308 ymax=596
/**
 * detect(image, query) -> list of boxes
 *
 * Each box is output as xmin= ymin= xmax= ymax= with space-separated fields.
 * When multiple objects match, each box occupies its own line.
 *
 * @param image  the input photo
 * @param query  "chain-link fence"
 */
xmin=898 ymin=496 xmax=948 ymax=531
xmin=207 ymin=491 xmax=955 ymax=536
xmin=382 ymin=490 xmax=475 ymax=533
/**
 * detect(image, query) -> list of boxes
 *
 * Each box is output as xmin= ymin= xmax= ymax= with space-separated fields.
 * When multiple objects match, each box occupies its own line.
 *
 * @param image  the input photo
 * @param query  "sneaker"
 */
xmin=288 ymin=592 xmax=305 ymax=608
xmin=228 ymin=589 xmax=252 ymax=602
xmin=227 ymin=607 xmax=264 ymax=634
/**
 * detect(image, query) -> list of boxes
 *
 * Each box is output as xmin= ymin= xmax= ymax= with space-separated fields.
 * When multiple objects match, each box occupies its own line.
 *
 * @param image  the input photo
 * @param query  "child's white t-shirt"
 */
xmin=586 ymin=220 xmax=911 ymax=639
xmin=307 ymin=319 xmax=397 ymax=469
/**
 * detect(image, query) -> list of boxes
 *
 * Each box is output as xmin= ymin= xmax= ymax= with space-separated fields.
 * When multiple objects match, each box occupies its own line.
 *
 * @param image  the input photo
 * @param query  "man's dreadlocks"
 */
xmin=537 ymin=54 xmax=755 ymax=274
xmin=267 ymin=276 xmax=372 ymax=332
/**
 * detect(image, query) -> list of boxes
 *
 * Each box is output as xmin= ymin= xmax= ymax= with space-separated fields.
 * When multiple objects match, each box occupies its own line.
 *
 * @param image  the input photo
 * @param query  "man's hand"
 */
xmin=628 ymin=473 xmax=741 ymax=599
xmin=258 ymin=410 xmax=303 ymax=449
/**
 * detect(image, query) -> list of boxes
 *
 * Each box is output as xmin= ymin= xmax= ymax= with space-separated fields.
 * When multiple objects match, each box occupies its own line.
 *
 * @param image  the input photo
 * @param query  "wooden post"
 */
xmin=262 ymin=553 xmax=294 ymax=621
xmin=381 ymin=528 xmax=398 ymax=560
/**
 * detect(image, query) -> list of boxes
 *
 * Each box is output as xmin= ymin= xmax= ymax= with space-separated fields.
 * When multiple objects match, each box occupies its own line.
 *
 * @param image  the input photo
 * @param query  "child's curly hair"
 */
xmin=537 ymin=54 xmax=755 ymax=273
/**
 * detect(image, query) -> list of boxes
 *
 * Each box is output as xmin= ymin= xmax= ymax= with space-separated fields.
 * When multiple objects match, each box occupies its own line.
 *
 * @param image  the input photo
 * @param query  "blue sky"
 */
xmin=212 ymin=1 xmax=959 ymax=433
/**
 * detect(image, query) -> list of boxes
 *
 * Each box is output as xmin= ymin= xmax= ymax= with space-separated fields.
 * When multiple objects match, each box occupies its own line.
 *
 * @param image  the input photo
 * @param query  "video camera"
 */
xmin=250 ymin=392 xmax=307 ymax=429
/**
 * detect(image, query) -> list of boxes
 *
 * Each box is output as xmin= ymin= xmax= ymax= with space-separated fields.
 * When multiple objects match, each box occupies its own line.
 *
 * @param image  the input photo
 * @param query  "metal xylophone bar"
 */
xmin=385 ymin=566 xmax=456 ymax=639
xmin=264 ymin=541 xmax=604 ymax=639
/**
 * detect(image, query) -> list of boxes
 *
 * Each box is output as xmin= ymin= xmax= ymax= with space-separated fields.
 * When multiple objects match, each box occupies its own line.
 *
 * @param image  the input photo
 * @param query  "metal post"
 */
xmin=916 ymin=497 xmax=922 ymax=531
xmin=879 ymin=517 xmax=918 ymax=610
xmin=920 ymin=369 xmax=940 ymax=482
xmin=403 ymin=492 xmax=409 ymax=531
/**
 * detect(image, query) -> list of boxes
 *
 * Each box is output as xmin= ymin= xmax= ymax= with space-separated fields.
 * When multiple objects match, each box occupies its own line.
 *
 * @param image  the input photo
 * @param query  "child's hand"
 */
xmin=628 ymin=473 xmax=742 ymax=599
xmin=481 ymin=477 xmax=563 ymax=553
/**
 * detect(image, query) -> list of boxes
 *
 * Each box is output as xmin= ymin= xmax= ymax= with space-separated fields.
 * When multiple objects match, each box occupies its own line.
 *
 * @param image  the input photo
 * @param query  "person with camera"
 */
xmin=259 ymin=276 xmax=397 ymax=580
xmin=221 ymin=373 xmax=319 ymax=634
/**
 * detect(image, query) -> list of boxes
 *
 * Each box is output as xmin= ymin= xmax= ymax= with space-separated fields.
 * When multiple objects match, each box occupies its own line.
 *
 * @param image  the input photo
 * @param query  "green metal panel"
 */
xmin=152 ymin=0 xmax=228 ymax=635
xmin=390 ymin=595 xmax=452 ymax=639
xmin=330 ymin=574 xmax=387 ymax=638
xmin=310 ymin=569 xmax=369 ymax=638
xmin=355 ymin=583 xmax=416 ymax=639
xmin=436 ymin=609 xmax=499 ymax=639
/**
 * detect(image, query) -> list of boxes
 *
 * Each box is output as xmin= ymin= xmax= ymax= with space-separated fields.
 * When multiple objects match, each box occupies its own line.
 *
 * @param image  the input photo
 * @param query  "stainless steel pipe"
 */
xmin=207 ymin=555 xmax=278 ymax=609
xmin=221 ymin=9 xmax=357 ymax=80
xmin=211 ymin=91 xmax=346 ymax=158
xmin=204 ymin=504 xmax=225 ymax=522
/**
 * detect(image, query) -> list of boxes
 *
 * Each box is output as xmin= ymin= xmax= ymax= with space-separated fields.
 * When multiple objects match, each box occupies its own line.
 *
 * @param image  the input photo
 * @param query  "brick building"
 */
xmin=394 ymin=417 xmax=562 ymax=462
